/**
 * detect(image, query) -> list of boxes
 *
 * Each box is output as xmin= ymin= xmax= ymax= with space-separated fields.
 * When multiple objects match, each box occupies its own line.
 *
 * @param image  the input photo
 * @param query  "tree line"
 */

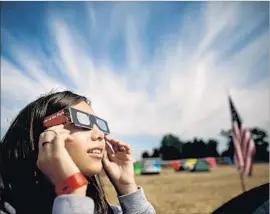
xmin=141 ymin=127 xmax=269 ymax=162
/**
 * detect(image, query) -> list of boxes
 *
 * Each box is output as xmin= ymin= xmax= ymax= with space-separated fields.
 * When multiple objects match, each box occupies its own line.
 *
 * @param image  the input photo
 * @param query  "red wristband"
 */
xmin=55 ymin=172 xmax=88 ymax=195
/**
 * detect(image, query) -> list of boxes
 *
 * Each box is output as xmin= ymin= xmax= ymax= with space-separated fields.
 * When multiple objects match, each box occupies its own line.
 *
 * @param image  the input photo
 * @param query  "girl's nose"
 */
xmin=91 ymin=124 xmax=105 ymax=141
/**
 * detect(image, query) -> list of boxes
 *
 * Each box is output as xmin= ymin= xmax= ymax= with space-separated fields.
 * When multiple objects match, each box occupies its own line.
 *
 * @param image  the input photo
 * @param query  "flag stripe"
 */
xmin=229 ymin=96 xmax=256 ymax=177
xmin=232 ymin=122 xmax=244 ymax=168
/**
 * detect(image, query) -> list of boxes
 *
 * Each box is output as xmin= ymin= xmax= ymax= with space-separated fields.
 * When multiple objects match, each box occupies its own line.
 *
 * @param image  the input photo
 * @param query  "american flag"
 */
xmin=229 ymin=96 xmax=256 ymax=176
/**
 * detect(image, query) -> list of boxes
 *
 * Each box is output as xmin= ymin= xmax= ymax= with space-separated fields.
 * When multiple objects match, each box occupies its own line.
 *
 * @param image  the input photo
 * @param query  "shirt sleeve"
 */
xmin=52 ymin=194 xmax=95 ymax=214
xmin=110 ymin=186 xmax=156 ymax=214
xmin=52 ymin=187 xmax=156 ymax=214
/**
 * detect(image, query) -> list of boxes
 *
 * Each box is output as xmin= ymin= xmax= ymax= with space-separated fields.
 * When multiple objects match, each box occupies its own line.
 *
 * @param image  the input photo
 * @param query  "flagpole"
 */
xmin=239 ymin=174 xmax=246 ymax=193
xmin=224 ymin=87 xmax=230 ymax=97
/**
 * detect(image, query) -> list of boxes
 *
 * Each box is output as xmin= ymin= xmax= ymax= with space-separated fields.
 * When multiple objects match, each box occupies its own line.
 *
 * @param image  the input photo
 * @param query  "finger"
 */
xmin=50 ymin=132 xmax=74 ymax=152
xmin=114 ymin=141 xmax=131 ymax=154
xmin=116 ymin=151 xmax=132 ymax=160
xmin=112 ymin=144 xmax=120 ymax=152
xmin=38 ymin=136 xmax=53 ymax=154
xmin=43 ymin=129 xmax=70 ymax=139
xmin=102 ymin=145 xmax=116 ymax=168
xmin=40 ymin=124 xmax=66 ymax=138
xmin=39 ymin=130 xmax=70 ymax=151
xmin=40 ymin=129 xmax=70 ymax=144
xmin=105 ymin=137 xmax=131 ymax=150
xmin=116 ymin=141 xmax=131 ymax=150
xmin=105 ymin=137 xmax=122 ymax=147
xmin=4 ymin=202 xmax=16 ymax=214
xmin=106 ymin=142 xmax=115 ymax=154
xmin=120 ymin=144 xmax=131 ymax=154
xmin=112 ymin=143 xmax=131 ymax=155
xmin=125 ymin=147 xmax=132 ymax=155
xmin=42 ymin=130 xmax=70 ymax=141
xmin=38 ymin=129 xmax=58 ymax=151
xmin=104 ymin=136 xmax=132 ymax=155
xmin=106 ymin=143 xmax=115 ymax=156
xmin=41 ymin=124 xmax=65 ymax=137
xmin=38 ymin=132 xmax=74 ymax=167
xmin=117 ymin=146 xmax=127 ymax=154
xmin=102 ymin=146 xmax=109 ymax=164
xmin=39 ymin=133 xmax=73 ymax=159
xmin=106 ymin=144 xmax=115 ymax=161
xmin=104 ymin=136 xmax=120 ymax=144
xmin=106 ymin=143 xmax=117 ymax=161
xmin=102 ymin=149 xmax=114 ymax=176
xmin=41 ymin=141 xmax=53 ymax=152
xmin=45 ymin=124 xmax=65 ymax=130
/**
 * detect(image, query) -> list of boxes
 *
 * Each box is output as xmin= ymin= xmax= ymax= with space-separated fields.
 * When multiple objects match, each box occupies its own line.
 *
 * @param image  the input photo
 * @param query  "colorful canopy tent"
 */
xmin=224 ymin=157 xmax=233 ymax=165
xmin=205 ymin=157 xmax=217 ymax=167
xmin=133 ymin=162 xmax=142 ymax=175
xmin=171 ymin=160 xmax=185 ymax=172
xmin=172 ymin=160 xmax=180 ymax=170
xmin=141 ymin=158 xmax=161 ymax=175
xmin=184 ymin=159 xmax=197 ymax=170
xmin=177 ymin=165 xmax=185 ymax=172
xmin=180 ymin=159 xmax=185 ymax=166
xmin=216 ymin=157 xmax=233 ymax=165
xmin=190 ymin=160 xmax=210 ymax=172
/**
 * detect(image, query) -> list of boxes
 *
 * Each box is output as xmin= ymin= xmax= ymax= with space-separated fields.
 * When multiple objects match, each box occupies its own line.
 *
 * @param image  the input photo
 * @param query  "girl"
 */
xmin=0 ymin=90 xmax=156 ymax=214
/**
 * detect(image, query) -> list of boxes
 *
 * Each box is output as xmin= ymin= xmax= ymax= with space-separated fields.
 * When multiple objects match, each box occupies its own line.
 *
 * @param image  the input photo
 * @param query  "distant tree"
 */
xmin=161 ymin=134 xmax=183 ymax=151
xmin=194 ymin=138 xmax=208 ymax=158
xmin=142 ymin=151 xmax=150 ymax=158
xmin=251 ymin=127 xmax=269 ymax=146
xmin=182 ymin=141 xmax=193 ymax=158
xmin=151 ymin=148 xmax=160 ymax=158
xmin=182 ymin=138 xmax=208 ymax=158
xmin=159 ymin=134 xmax=183 ymax=160
xmin=251 ymin=127 xmax=269 ymax=162
xmin=206 ymin=139 xmax=220 ymax=157
xmin=160 ymin=146 xmax=181 ymax=160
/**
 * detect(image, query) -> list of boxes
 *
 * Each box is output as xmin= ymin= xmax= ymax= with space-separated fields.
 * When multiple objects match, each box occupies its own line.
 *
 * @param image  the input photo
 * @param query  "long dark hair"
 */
xmin=0 ymin=90 xmax=112 ymax=214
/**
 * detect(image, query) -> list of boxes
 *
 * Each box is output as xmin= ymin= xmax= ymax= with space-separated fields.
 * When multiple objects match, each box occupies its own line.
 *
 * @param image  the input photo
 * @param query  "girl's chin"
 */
xmin=82 ymin=164 xmax=103 ymax=176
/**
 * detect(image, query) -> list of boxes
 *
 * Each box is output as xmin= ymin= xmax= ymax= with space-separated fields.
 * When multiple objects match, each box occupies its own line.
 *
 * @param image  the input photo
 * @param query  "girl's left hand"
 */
xmin=102 ymin=136 xmax=137 ymax=195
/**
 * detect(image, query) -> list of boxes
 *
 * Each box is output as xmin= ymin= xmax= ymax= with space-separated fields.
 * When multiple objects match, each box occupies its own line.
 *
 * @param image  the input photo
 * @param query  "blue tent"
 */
xmin=224 ymin=157 xmax=233 ymax=165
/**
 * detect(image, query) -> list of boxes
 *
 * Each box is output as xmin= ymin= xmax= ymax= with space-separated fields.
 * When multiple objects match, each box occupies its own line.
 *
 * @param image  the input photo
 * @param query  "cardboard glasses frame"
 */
xmin=43 ymin=107 xmax=115 ymax=153
xmin=43 ymin=107 xmax=110 ymax=134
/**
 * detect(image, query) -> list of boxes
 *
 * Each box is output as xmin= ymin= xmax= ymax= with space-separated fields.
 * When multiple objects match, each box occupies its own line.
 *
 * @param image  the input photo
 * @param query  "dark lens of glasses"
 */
xmin=76 ymin=112 xmax=91 ymax=126
xmin=96 ymin=118 xmax=108 ymax=132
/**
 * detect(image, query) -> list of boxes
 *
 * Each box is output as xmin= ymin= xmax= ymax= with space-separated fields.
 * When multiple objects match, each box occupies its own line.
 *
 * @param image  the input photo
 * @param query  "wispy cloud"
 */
xmin=1 ymin=2 xmax=269 ymax=158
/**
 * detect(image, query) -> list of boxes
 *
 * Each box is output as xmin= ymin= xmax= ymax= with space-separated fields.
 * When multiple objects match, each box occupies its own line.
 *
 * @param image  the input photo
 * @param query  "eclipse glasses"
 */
xmin=43 ymin=107 xmax=110 ymax=135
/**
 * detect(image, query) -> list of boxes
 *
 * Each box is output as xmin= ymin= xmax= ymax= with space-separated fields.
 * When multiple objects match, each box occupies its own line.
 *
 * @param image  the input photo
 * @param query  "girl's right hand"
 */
xmin=37 ymin=125 xmax=86 ymax=195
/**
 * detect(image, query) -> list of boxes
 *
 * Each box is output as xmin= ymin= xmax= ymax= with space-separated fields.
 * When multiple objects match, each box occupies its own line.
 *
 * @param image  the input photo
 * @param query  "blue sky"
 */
xmin=1 ymin=2 xmax=269 ymax=160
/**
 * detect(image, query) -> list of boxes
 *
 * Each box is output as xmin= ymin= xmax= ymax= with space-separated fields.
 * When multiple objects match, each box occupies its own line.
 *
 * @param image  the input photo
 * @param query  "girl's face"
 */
xmin=64 ymin=101 xmax=106 ymax=176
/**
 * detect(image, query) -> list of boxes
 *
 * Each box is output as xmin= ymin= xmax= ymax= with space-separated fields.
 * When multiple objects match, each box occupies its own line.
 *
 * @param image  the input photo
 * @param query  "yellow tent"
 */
xmin=184 ymin=159 xmax=197 ymax=169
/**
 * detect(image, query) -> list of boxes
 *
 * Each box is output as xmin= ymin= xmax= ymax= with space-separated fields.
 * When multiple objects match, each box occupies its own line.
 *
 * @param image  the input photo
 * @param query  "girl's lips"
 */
xmin=88 ymin=152 xmax=103 ymax=159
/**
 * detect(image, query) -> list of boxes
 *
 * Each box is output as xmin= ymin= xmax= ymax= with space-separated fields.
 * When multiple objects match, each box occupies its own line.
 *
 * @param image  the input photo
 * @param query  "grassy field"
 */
xmin=102 ymin=163 xmax=269 ymax=214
